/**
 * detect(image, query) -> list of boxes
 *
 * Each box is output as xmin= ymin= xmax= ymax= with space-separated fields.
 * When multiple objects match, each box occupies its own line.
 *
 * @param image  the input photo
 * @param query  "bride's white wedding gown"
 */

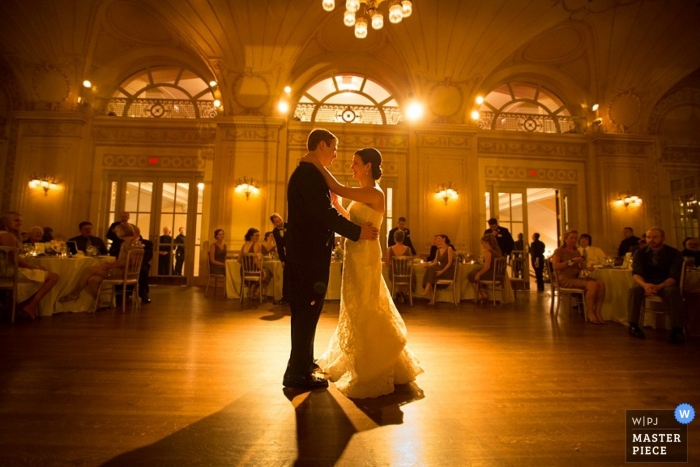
xmin=317 ymin=201 xmax=423 ymax=399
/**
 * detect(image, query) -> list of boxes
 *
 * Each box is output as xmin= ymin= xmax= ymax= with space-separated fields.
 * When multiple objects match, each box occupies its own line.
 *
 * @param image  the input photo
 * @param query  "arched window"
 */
xmin=294 ymin=74 xmax=402 ymax=125
xmin=105 ymin=66 xmax=217 ymax=119
xmin=476 ymin=82 xmax=574 ymax=133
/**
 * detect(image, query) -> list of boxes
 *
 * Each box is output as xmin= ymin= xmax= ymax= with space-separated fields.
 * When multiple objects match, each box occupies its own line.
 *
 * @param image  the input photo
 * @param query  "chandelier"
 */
xmin=322 ymin=0 xmax=413 ymax=39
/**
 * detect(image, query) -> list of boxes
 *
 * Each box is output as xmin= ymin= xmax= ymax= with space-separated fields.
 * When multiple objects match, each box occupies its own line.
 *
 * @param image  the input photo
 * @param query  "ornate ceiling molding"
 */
xmin=477 ymin=138 xmax=586 ymax=158
xmin=647 ymin=87 xmax=700 ymax=135
xmin=19 ymin=120 xmax=85 ymax=137
xmin=661 ymin=145 xmax=700 ymax=163
xmin=220 ymin=125 xmax=281 ymax=142
xmin=593 ymin=139 xmax=653 ymax=158
xmin=287 ymin=129 xmax=408 ymax=150
xmin=485 ymin=165 xmax=579 ymax=182
xmin=102 ymin=153 xmax=208 ymax=169
xmin=93 ymin=125 xmax=217 ymax=143
xmin=416 ymin=131 xmax=472 ymax=148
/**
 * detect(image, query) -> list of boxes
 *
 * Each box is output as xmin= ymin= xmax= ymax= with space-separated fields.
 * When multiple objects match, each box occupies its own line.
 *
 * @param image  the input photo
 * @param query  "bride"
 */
xmin=304 ymin=147 xmax=423 ymax=399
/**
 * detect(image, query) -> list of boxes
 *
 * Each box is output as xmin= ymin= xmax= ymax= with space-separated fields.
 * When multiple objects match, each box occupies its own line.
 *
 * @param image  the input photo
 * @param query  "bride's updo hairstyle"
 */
xmin=355 ymin=147 xmax=383 ymax=181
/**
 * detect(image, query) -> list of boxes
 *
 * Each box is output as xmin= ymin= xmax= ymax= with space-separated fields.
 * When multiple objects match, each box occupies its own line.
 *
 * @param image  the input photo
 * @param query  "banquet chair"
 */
xmin=0 ymin=246 xmax=20 ymax=323
xmin=204 ymin=259 xmax=226 ymax=297
xmin=432 ymin=260 xmax=459 ymax=306
xmin=240 ymin=253 xmax=265 ymax=304
xmin=391 ymin=256 xmax=413 ymax=307
xmin=545 ymin=257 xmax=586 ymax=318
xmin=93 ymin=248 xmax=144 ymax=313
xmin=509 ymin=256 xmax=528 ymax=300
xmin=638 ymin=257 xmax=692 ymax=330
xmin=478 ymin=257 xmax=507 ymax=306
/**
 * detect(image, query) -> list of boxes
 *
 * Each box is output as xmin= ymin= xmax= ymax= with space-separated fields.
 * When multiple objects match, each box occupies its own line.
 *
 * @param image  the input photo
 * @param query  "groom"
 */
xmin=283 ymin=128 xmax=378 ymax=389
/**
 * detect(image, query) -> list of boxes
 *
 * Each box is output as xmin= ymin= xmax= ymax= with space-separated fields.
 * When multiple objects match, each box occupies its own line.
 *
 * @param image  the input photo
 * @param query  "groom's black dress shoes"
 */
xmin=283 ymin=373 xmax=329 ymax=389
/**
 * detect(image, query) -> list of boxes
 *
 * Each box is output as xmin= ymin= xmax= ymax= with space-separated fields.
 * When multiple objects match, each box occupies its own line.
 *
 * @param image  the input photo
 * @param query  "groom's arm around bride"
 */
xmin=283 ymin=128 xmax=377 ymax=390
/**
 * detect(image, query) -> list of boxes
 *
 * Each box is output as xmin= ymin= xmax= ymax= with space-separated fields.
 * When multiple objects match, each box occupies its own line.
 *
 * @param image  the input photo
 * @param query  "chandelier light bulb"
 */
xmin=346 ymin=0 xmax=360 ymax=13
xmin=401 ymin=0 xmax=412 ymax=17
xmin=355 ymin=18 xmax=368 ymax=38
xmin=322 ymin=0 xmax=335 ymax=11
xmin=344 ymin=9 xmax=356 ymax=26
xmin=476 ymin=96 xmax=484 ymax=105
xmin=389 ymin=4 xmax=403 ymax=23
xmin=82 ymin=80 xmax=92 ymax=88
xmin=371 ymin=11 xmax=384 ymax=29
xmin=471 ymin=110 xmax=480 ymax=120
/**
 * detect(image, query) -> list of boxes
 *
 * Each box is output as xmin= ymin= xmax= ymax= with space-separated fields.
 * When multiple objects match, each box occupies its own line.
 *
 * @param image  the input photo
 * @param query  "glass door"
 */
xmin=106 ymin=174 xmax=204 ymax=285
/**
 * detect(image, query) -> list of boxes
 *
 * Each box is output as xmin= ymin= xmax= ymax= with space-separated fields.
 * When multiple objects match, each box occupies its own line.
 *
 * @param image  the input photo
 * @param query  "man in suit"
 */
xmin=174 ymin=227 xmax=186 ymax=275
xmin=484 ymin=218 xmax=514 ymax=256
xmin=158 ymin=227 xmax=173 ymax=275
xmin=270 ymin=213 xmax=290 ymax=305
xmin=529 ymin=232 xmax=546 ymax=292
xmin=68 ymin=221 xmax=108 ymax=255
xmin=138 ymin=231 xmax=154 ymax=303
xmin=387 ymin=216 xmax=416 ymax=255
xmin=106 ymin=211 xmax=130 ymax=257
xmin=283 ymin=128 xmax=378 ymax=390
xmin=617 ymin=227 xmax=640 ymax=257
xmin=627 ymin=227 xmax=685 ymax=344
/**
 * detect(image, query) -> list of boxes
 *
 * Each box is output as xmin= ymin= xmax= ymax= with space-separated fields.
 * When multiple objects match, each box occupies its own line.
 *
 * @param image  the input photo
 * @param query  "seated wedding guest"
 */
xmin=578 ymin=233 xmax=607 ymax=266
xmin=387 ymin=216 xmax=417 ymax=255
xmin=58 ymin=223 xmax=143 ymax=304
xmin=681 ymin=237 xmax=700 ymax=267
xmin=23 ymin=225 xmax=45 ymax=246
xmin=468 ymin=234 xmax=503 ymax=303
xmin=261 ymin=231 xmax=277 ymax=256
xmin=42 ymin=226 xmax=54 ymax=242
xmin=68 ymin=221 xmax=108 ymax=255
xmin=617 ymin=227 xmax=639 ymax=257
xmin=421 ymin=234 xmax=455 ymax=305
xmin=0 ymin=211 xmax=59 ymax=320
xmin=237 ymin=228 xmax=270 ymax=299
xmin=628 ymin=227 xmax=685 ymax=344
xmin=208 ymin=229 xmax=227 ymax=275
xmin=484 ymin=218 xmax=514 ymax=256
xmin=385 ymin=229 xmax=414 ymax=303
xmin=426 ymin=235 xmax=439 ymax=262
xmin=107 ymin=211 xmax=131 ymax=257
xmin=629 ymin=232 xmax=647 ymax=254
xmin=552 ymin=229 xmax=606 ymax=324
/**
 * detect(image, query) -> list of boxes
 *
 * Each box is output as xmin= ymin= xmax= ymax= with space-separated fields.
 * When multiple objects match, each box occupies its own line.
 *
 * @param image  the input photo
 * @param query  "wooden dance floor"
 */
xmin=1 ymin=286 xmax=698 ymax=466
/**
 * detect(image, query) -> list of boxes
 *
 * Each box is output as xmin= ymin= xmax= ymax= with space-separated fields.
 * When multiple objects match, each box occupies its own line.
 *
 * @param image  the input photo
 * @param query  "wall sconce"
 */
xmin=235 ymin=177 xmax=260 ymax=201
xmin=615 ymin=193 xmax=642 ymax=208
xmin=436 ymin=182 xmax=458 ymax=205
xmin=28 ymin=173 xmax=58 ymax=196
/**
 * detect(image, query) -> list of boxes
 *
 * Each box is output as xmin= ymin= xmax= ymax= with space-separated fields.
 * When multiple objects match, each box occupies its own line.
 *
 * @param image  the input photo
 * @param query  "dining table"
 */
xmin=381 ymin=259 xmax=514 ymax=304
xmin=225 ymin=258 xmax=342 ymax=301
xmin=25 ymin=254 xmax=116 ymax=316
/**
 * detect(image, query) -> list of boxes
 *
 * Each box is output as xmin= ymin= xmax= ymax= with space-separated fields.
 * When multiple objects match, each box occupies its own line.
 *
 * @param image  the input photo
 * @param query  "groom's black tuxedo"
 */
xmin=285 ymin=161 xmax=361 ymax=379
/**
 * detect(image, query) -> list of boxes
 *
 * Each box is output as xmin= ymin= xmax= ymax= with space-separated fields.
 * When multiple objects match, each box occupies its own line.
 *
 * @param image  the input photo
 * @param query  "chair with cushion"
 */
xmin=478 ymin=257 xmax=507 ymax=306
xmin=240 ymin=253 xmax=265 ymax=304
xmin=391 ymin=256 xmax=414 ymax=307
xmin=509 ymin=255 xmax=528 ymax=300
xmin=545 ymin=257 xmax=586 ymax=318
xmin=432 ymin=259 xmax=459 ymax=306
xmin=204 ymin=259 xmax=226 ymax=297
xmin=94 ymin=248 xmax=145 ymax=313
xmin=0 ymin=246 xmax=20 ymax=323
xmin=639 ymin=257 xmax=692 ymax=330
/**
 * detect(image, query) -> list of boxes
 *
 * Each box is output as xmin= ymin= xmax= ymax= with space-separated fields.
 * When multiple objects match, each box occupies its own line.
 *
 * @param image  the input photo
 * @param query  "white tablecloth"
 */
xmin=381 ymin=261 xmax=514 ymax=304
xmin=26 ymin=255 xmax=115 ymax=315
xmin=225 ymin=259 xmax=342 ymax=301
